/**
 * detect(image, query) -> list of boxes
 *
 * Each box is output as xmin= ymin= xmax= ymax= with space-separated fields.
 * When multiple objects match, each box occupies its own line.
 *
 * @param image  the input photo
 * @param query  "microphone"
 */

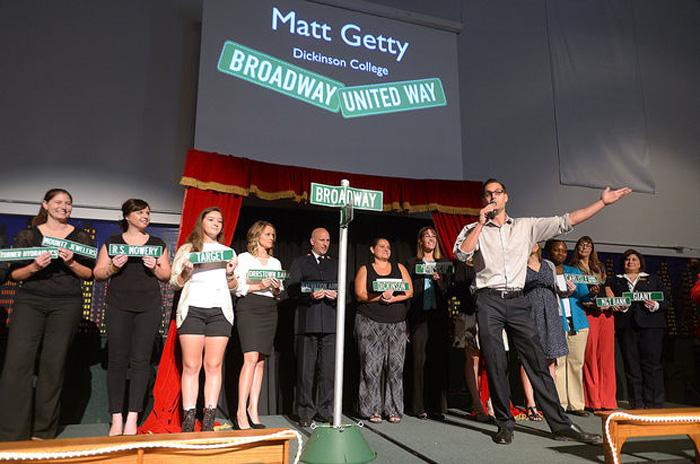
xmin=485 ymin=200 xmax=498 ymax=220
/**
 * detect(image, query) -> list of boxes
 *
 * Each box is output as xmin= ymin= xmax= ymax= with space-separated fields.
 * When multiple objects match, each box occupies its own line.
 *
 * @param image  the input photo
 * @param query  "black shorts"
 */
xmin=178 ymin=306 xmax=232 ymax=337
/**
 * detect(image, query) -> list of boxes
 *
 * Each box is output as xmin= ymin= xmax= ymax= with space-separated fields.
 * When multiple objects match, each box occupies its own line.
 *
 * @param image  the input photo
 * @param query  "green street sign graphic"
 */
xmin=301 ymin=281 xmax=338 ymax=293
xmin=372 ymin=279 xmax=409 ymax=292
xmin=564 ymin=274 xmax=601 ymax=285
xmin=596 ymin=297 xmax=631 ymax=307
xmin=42 ymin=236 xmax=97 ymax=259
xmin=415 ymin=262 xmax=454 ymax=275
xmin=622 ymin=291 xmax=664 ymax=302
xmin=108 ymin=244 xmax=163 ymax=258
xmin=310 ymin=182 xmax=383 ymax=211
xmin=247 ymin=269 xmax=287 ymax=280
xmin=188 ymin=249 xmax=235 ymax=264
xmin=0 ymin=247 xmax=59 ymax=261
xmin=218 ymin=40 xmax=344 ymax=113
xmin=339 ymin=78 xmax=446 ymax=118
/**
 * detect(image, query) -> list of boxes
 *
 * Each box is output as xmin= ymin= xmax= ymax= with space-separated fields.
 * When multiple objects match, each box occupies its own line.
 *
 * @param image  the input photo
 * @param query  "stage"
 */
xmin=51 ymin=408 xmax=696 ymax=464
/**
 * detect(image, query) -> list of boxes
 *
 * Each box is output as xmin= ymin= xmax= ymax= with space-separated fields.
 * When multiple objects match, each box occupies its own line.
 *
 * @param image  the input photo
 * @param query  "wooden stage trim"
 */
xmin=0 ymin=428 xmax=297 ymax=464
xmin=596 ymin=408 xmax=700 ymax=464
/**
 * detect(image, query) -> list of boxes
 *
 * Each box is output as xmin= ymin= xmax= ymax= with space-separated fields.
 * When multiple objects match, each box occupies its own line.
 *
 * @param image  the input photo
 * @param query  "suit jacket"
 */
xmin=610 ymin=273 xmax=667 ymax=330
xmin=405 ymin=257 xmax=451 ymax=324
xmin=286 ymin=254 xmax=338 ymax=334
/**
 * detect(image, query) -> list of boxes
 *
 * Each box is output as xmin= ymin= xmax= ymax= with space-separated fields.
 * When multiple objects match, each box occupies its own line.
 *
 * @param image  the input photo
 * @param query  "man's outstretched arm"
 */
xmin=569 ymin=187 xmax=632 ymax=226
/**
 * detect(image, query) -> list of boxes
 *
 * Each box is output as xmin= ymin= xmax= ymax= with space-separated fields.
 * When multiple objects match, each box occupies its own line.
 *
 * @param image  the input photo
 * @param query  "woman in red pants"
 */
xmin=570 ymin=236 xmax=617 ymax=411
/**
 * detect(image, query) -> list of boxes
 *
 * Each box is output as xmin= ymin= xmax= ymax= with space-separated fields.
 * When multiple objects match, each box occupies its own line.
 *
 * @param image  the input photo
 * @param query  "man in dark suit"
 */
xmin=286 ymin=228 xmax=338 ymax=427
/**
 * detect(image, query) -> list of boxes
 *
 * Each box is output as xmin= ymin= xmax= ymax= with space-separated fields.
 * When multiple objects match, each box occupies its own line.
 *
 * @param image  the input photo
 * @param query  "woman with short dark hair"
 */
xmin=354 ymin=238 xmax=413 ymax=423
xmin=94 ymin=199 xmax=171 ymax=435
xmin=607 ymin=249 xmax=666 ymax=408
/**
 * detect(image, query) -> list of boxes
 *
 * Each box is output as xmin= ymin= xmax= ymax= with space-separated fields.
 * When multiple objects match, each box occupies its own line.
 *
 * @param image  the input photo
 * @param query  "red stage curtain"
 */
xmin=180 ymin=149 xmax=483 ymax=215
xmin=139 ymin=188 xmax=243 ymax=434
xmin=431 ymin=211 xmax=478 ymax=259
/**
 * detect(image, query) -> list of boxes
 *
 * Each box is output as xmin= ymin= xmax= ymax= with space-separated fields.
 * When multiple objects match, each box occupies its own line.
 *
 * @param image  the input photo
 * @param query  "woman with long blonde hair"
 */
xmin=233 ymin=220 xmax=283 ymax=429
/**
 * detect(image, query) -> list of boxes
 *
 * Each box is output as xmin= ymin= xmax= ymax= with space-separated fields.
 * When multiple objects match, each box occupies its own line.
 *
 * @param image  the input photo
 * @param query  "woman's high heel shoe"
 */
xmin=247 ymin=412 xmax=266 ymax=429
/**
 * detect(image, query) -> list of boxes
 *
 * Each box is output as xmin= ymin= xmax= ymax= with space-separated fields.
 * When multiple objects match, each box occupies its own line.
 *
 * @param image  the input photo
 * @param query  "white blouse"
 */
xmin=170 ymin=242 xmax=236 ymax=327
xmin=235 ymin=252 xmax=284 ymax=298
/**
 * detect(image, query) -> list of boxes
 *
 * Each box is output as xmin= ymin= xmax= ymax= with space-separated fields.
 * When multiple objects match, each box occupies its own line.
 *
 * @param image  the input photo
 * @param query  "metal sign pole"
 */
xmin=300 ymin=179 xmax=376 ymax=464
xmin=332 ymin=179 xmax=349 ymax=428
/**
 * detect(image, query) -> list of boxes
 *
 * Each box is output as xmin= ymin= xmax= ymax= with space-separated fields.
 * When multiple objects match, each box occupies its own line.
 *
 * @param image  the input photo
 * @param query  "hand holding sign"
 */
xmin=226 ymin=256 xmax=238 ymax=275
xmin=381 ymin=289 xmax=393 ymax=303
xmin=112 ymin=254 xmax=128 ymax=269
xmin=181 ymin=260 xmax=194 ymax=279
xmin=324 ymin=289 xmax=338 ymax=300
xmin=58 ymin=248 xmax=74 ymax=264
xmin=142 ymin=256 xmax=157 ymax=270
xmin=312 ymin=289 xmax=326 ymax=300
xmin=33 ymin=252 xmax=52 ymax=271
xmin=643 ymin=300 xmax=657 ymax=310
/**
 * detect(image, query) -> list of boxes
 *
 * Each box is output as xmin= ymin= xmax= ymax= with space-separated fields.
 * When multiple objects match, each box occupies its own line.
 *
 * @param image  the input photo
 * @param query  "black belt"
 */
xmin=477 ymin=288 xmax=524 ymax=299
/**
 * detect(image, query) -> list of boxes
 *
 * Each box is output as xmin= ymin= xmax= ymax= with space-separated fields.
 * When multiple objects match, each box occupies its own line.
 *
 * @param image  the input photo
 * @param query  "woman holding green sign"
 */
xmin=405 ymin=226 xmax=449 ymax=420
xmin=233 ymin=220 xmax=283 ymax=430
xmin=0 ymin=188 xmax=94 ymax=441
xmin=94 ymin=199 xmax=171 ymax=436
xmin=571 ymin=236 xmax=617 ymax=411
xmin=607 ymin=249 xmax=666 ymax=408
xmin=354 ymin=237 xmax=413 ymax=424
xmin=171 ymin=207 xmax=238 ymax=432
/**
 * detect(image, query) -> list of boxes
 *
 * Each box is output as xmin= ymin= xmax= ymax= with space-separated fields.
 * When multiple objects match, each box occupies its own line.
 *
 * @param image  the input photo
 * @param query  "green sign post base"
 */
xmin=300 ymin=423 xmax=376 ymax=464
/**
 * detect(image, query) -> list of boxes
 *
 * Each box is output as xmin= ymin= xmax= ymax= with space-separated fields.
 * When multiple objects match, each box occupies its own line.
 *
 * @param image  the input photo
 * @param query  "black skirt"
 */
xmin=235 ymin=294 xmax=278 ymax=356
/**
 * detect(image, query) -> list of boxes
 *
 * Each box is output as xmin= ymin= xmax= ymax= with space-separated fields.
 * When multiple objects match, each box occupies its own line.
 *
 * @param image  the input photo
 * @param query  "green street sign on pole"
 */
xmin=310 ymin=182 xmax=383 ymax=212
xmin=300 ymin=179 xmax=377 ymax=464
xmin=622 ymin=291 xmax=664 ymax=302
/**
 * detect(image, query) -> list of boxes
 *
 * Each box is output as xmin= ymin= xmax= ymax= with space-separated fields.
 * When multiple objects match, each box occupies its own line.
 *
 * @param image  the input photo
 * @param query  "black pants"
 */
xmin=410 ymin=311 xmax=448 ymax=415
xmin=0 ymin=294 xmax=82 ymax=441
xmin=107 ymin=307 xmax=162 ymax=413
xmin=475 ymin=293 xmax=571 ymax=432
xmin=617 ymin=326 xmax=665 ymax=408
xmin=295 ymin=332 xmax=335 ymax=420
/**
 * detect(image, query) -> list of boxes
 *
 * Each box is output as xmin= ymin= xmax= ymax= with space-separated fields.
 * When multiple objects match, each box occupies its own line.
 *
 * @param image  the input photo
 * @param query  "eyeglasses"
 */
xmin=483 ymin=189 xmax=505 ymax=199
xmin=577 ymin=243 xmax=592 ymax=249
